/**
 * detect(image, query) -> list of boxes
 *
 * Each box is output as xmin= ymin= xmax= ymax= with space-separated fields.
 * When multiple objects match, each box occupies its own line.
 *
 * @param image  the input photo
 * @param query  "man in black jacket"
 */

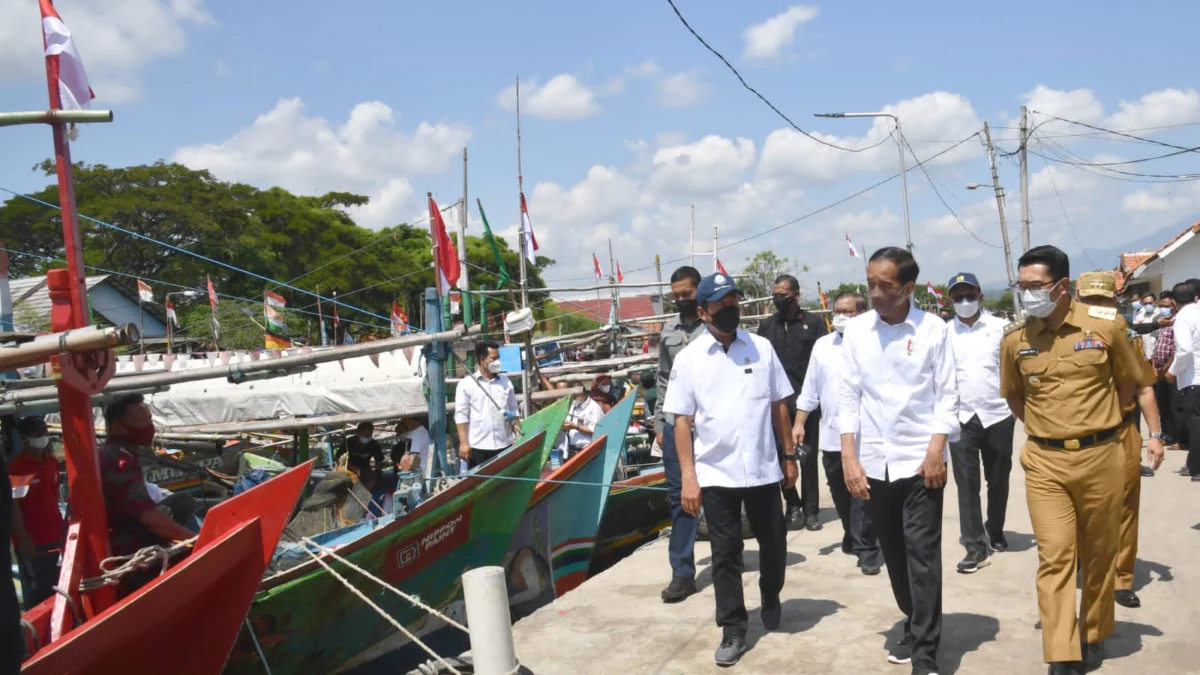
xmin=757 ymin=274 xmax=828 ymax=530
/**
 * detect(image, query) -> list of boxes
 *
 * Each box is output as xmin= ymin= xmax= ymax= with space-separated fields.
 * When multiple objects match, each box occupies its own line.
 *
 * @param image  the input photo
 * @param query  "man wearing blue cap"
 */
xmin=663 ymin=272 xmax=798 ymax=667
xmin=946 ymin=272 xmax=1015 ymax=575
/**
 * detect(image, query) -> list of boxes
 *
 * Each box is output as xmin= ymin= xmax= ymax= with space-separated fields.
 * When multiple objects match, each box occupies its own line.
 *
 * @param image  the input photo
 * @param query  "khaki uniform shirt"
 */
xmin=1000 ymin=302 xmax=1147 ymax=440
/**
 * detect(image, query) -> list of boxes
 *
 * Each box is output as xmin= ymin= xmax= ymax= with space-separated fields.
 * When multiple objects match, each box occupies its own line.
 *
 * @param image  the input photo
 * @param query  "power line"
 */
xmin=1033 ymin=138 xmax=1097 ymax=270
xmin=898 ymin=133 xmax=1002 ymax=249
xmin=663 ymin=0 xmax=889 ymax=155
xmin=1029 ymin=110 xmax=1200 ymax=155
xmin=1030 ymin=135 xmax=1200 ymax=182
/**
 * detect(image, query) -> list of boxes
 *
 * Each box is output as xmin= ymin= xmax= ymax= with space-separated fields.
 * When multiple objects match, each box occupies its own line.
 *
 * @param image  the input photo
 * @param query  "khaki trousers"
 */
xmin=1021 ymin=438 xmax=1122 ymax=663
xmin=1115 ymin=423 xmax=1142 ymax=591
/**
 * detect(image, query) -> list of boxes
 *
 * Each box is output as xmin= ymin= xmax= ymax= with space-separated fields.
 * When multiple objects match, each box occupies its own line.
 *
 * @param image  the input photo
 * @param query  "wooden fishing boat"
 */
xmin=221 ymin=399 xmax=569 ymax=675
xmin=587 ymin=463 xmax=671 ymax=577
xmin=505 ymin=393 xmax=635 ymax=618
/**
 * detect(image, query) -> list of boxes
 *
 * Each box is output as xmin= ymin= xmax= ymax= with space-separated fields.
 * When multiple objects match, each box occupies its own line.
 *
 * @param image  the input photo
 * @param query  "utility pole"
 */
xmin=712 ymin=226 xmax=719 ymax=273
xmin=460 ymin=148 xmax=472 ymax=329
xmin=1019 ymin=106 xmax=1031 ymax=253
xmin=689 ymin=205 xmax=695 ymax=267
xmin=608 ymin=238 xmax=618 ymax=356
xmin=983 ymin=122 xmax=1020 ymax=317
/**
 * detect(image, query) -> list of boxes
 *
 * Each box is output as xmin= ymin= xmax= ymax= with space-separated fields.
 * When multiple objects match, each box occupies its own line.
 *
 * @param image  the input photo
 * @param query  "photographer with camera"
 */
xmin=794 ymin=290 xmax=882 ymax=575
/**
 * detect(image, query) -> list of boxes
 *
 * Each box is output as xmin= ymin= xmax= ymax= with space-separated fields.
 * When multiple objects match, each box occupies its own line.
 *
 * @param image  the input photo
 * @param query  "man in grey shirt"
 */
xmin=655 ymin=265 xmax=708 ymax=603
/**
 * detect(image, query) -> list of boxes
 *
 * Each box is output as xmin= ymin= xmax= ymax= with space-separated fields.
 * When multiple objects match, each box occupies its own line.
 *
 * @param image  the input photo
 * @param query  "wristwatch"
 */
xmin=783 ymin=453 xmax=799 ymax=461
xmin=1149 ymin=431 xmax=1165 ymax=441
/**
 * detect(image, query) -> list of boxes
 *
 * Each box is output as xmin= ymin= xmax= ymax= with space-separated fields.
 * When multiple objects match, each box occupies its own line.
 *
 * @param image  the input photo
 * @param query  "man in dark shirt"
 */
xmin=757 ymin=274 xmax=828 ymax=530
xmin=342 ymin=422 xmax=385 ymax=474
xmin=1 ymin=430 xmax=23 ymax=672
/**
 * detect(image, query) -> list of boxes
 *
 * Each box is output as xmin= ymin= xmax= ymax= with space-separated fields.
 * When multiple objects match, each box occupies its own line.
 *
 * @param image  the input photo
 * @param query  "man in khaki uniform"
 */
xmin=1000 ymin=247 xmax=1150 ymax=675
xmin=1074 ymin=271 xmax=1166 ymax=611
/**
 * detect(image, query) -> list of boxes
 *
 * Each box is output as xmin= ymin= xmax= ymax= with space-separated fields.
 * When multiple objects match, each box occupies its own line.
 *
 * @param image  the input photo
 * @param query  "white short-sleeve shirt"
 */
xmin=662 ymin=328 xmax=794 ymax=489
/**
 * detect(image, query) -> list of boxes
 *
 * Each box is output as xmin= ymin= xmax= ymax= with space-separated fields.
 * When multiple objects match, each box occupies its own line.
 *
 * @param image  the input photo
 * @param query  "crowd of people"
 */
xmin=653 ymin=244 xmax=1185 ymax=675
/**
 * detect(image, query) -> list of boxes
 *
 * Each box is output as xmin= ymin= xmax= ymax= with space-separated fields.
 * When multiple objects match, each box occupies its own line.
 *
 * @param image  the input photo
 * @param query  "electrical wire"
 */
xmin=1034 ymin=138 xmax=1097 ymax=270
xmin=1028 ymin=110 xmax=1200 ymax=155
xmin=663 ymin=0 xmax=889 ymax=155
xmin=899 ymin=134 xmax=1002 ymax=249
xmin=1030 ymin=136 xmax=1200 ymax=182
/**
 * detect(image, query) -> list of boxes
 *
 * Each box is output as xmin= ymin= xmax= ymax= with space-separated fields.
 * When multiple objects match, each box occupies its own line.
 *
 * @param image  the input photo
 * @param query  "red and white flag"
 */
xmin=206 ymin=275 xmax=218 ymax=309
xmin=716 ymin=259 xmax=729 ymax=276
xmin=165 ymin=300 xmax=179 ymax=328
xmin=391 ymin=302 xmax=409 ymax=336
xmin=519 ymin=192 xmax=540 ymax=263
xmin=846 ymin=234 xmax=860 ymax=258
xmin=592 ymin=253 xmax=604 ymax=280
xmin=616 ymin=260 xmax=625 ymax=283
xmin=40 ymin=0 xmax=95 ymax=111
xmin=136 ymin=280 xmax=153 ymax=303
xmin=429 ymin=195 xmax=461 ymax=295
xmin=927 ymin=282 xmax=945 ymax=308
xmin=332 ymin=291 xmax=340 ymax=328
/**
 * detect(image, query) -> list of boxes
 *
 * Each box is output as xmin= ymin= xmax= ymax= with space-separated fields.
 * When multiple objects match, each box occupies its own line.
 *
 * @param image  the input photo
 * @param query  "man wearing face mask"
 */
xmin=9 ymin=416 xmax=64 ymax=609
xmin=945 ymin=272 xmax=1016 ymax=575
xmin=1000 ymin=247 xmax=1151 ymax=674
xmin=455 ymin=340 xmax=521 ymax=469
xmin=563 ymin=383 xmax=604 ymax=458
xmin=757 ymin=274 xmax=828 ymax=531
xmin=793 ymin=291 xmax=882 ymax=575
xmin=654 ymin=266 xmax=707 ymax=604
xmin=838 ymin=247 xmax=959 ymax=675
xmin=99 ymin=395 xmax=198 ymax=565
xmin=663 ymin=272 xmax=797 ymax=667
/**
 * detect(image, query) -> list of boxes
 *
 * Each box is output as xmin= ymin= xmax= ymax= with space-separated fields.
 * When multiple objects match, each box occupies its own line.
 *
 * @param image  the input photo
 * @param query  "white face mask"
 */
xmin=1021 ymin=284 xmax=1059 ymax=318
xmin=598 ymin=385 xmax=611 ymax=394
xmin=486 ymin=360 xmax=503 ymax=374
xmin=27 ymin=436 xmax=50 ymax=450
xmin=831 ymin=314 xmax=851 ymax=334
xmin=954 ymin=298 xmax=980 ymax=319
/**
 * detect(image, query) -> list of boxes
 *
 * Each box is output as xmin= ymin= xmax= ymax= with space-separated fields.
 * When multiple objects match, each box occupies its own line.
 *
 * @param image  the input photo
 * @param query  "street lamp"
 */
xmin=814 ymin=111 xmax=912 ymax=252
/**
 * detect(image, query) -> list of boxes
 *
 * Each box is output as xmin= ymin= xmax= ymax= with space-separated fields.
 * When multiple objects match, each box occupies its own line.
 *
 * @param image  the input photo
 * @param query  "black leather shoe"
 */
xmin=1082 ymin=642 xmax=1104 ymax=672
xmin=1048 ymin=663 xmax=1084 ymax=675
xmin=860 ymin=562 xmax=882 ymax=576
xmin=760 ymin=598 xmax=781 ymax=630
xmin=1140 ymin=464 xmax=1155 ymax=477
xmin=988 ymin=532 xmax=1009 ymax=553
xmin=804 ymin=514 xmax=823 ymax=531
xmin=785 ymin=506 xmax=805 ymax=530
xmin=660 ymin=577 xmax=697 ymax=603
xmin=1115 ymin=589 xmax=1141 ymax=608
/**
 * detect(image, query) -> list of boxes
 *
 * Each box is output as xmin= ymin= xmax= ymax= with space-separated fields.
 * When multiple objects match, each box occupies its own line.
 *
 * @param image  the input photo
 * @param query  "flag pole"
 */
xmin=516 ymin=76 xmax=529 ymax=310
xmin=608 ymin=239 xmax=618 ymax=356
xmin=138 ymin=297 xmax=145 ymax=354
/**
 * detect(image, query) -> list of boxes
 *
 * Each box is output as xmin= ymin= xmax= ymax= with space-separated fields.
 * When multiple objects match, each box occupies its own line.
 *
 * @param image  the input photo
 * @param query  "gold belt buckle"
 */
xmin=1064 ymin=439 xmax=1081 ymax=450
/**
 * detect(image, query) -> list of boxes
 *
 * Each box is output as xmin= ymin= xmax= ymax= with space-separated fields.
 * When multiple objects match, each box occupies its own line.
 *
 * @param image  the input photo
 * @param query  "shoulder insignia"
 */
xmin=1087 ymin=306 xmax=1118 ymax=321
xmin=1003 ymin=319 xmax=1026 ymax=336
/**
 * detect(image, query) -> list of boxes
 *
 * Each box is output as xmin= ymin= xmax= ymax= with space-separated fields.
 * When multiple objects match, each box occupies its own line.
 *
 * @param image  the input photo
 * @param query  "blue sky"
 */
xmin=3 ymin=0 xmax=1200 ymax=299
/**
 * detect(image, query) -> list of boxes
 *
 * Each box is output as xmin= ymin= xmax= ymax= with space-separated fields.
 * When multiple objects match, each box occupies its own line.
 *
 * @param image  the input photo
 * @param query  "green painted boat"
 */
xmin=222 ymin=398 xmax=571 ymax=675
xmin=587 ymin=463 xmax=671 ymax=577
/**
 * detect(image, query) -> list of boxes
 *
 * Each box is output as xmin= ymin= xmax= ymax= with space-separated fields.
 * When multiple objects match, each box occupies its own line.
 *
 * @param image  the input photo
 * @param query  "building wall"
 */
xmin=89 ymin=284 xmax=167 ymax=337
xmin=1136 ymin=234 xmax=1200 ymax=298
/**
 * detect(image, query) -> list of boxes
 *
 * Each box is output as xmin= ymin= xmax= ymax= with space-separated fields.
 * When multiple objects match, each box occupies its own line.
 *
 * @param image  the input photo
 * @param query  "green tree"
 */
xmin=740 ymin=251 xmax=797 ymax=301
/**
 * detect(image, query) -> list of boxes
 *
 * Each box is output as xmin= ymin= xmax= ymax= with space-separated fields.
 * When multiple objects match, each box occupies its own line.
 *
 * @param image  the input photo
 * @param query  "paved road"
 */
xmin=512 ymin=426 xmax=1200 ymax=673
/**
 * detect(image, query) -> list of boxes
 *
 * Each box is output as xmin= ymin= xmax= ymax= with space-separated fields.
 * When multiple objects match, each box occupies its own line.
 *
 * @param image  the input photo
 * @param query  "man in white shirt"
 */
xmin=663 ymin=272 xmax=798 ymax=668
xmin=393 ymin=416 xmax=432 ymax=475
xmin=562 ymin=388 xmax=604 ymax=458
xmin=945 ymin=272 xmax=1016 ymax=575
xmin=794 ymin=290 xmax=882 ymax=575
xmin=455 ymin=340 xmax=520 ymax=469
xmin=838 ymin=247 xmax=959 ymax=675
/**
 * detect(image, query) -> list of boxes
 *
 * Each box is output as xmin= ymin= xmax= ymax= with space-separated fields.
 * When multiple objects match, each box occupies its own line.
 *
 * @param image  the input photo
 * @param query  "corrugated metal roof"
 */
xmin=9 ymin=274 xmax=111 ymax=330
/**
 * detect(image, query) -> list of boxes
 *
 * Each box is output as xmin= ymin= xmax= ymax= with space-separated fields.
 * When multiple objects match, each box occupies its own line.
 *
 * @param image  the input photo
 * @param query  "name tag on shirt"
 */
xmin=1074 ymin=339 xmax=1106 ymax=351
xmin=1019 ymin=348 xmax=1039 ymax=357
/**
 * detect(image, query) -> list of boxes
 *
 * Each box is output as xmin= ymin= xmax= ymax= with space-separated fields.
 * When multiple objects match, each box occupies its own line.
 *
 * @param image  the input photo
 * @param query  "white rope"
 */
xmin=298 ymin=535 xmax=468 ymax=633
xmin=78 ymin=537 xmax=198 ymax=592
xmin=243 ymin=617 xmax=274 ymax=675
xmin=294 ymin=540 xmax=463 ymax=675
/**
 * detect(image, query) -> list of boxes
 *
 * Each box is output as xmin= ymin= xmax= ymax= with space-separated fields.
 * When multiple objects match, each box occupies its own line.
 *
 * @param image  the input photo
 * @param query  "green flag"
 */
xmin=476 ymin=199 xmax=512 ymax=289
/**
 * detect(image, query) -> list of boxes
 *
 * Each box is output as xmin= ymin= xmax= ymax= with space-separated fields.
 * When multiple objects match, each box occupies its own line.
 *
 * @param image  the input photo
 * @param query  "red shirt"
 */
xmin=8 ymin=451 xmax=64 ymax=549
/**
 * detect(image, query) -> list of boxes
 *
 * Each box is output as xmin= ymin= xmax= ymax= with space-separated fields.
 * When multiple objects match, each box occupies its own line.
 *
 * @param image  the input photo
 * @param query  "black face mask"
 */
xmin=710 ymin=305 xmax=740 ymax=334
xmin=773 ymin=295 xmax=794 ymax=315
xmin=676 ymin=299 xmax=698 ymax=318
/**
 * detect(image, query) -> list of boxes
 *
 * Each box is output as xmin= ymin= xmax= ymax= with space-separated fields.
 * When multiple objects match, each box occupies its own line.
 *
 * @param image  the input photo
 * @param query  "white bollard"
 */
xmin=462 ymin=566 xmax=519 ymax=675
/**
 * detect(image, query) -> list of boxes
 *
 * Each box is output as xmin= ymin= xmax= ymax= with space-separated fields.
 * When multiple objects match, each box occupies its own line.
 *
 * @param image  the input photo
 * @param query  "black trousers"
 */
xmin=702 ymin=483 xmax=787 ymax=639
xmin=16 ymin=548 xmax=60 ymax=611
xmin=822 ymin=451 xmax=883 ymax=567
xmin=468 ymin=447 xmax=503 ymax=470
xmin=1154 ymin=379 xmax=1177 ymax=442
xmin=777 ymin=404 xmax=820 ymax=515
xmin=1183 ymin=387 xmax=1200 ymax=475
xmin=868 ymin=473 xmax=944 ymax=671
xmin=1 ymin=452 xmax=23 ymax=673
xmin=949 ymin=415 xmax=1015 ymax=555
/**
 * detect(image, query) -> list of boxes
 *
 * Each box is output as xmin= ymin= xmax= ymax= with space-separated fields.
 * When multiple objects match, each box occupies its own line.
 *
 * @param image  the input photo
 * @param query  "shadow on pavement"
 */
xmin=1001 ymin=531 xmax=1037 ymax=553
xmin=696 ymin=550 xmax=807 ymax=574
xmin=747 ymin=597 xmax=844 ymax=649
xmin=1133 ymin=559 xmax=1174 ymax=592
xmin=879 ymin=613 xmax=1000 ymax=674
xmin=1106 ymin=620 xmax=1164 ymax=660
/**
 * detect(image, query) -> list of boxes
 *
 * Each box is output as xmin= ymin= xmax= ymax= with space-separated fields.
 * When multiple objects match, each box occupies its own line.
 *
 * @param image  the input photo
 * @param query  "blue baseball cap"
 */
xmin=947 ymin=272 xmax=980 ymax=291
xmin=697 ymin=272 xmax=740 ymax=305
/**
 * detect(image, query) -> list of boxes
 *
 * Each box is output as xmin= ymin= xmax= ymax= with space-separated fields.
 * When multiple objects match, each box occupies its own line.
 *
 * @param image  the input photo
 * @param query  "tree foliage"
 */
xmin=739 ymin=251 xmax=798 ymax=301
xmin=0 ymin=161 xmax=550 ymax=349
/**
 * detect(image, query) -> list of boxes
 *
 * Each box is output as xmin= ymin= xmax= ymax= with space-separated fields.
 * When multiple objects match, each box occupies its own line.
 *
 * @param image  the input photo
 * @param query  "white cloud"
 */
xmin=626 ymin=59 xmax=661 ymax=77
xmin=1107 ymin=88 xmax=1200 ymax=131
xmin=760 ymin=91 xmax=983 ymax=183
xmin=173 ymin=98 xmax=471 ymax=229
xmin=742 ymin=5 xmax=819 ymax=61
xmin=1022 ymin=85 xmax=1104 ymax=125
xmin=0 ymin=0 xmax=213 ymax=101
xmin=649 ymin=135 xmax=756 ymax=197
xmin=1028 ymin=164 xmax=1097 ymax=201
xmin=494 ymin=74 xmax=600 ymax=120
xmin=657 ymin=70 xmax=710 ymax=108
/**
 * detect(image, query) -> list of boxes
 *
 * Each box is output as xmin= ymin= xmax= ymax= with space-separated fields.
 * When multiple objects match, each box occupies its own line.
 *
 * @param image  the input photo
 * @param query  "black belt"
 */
xmin=1029 ymin=425 xmax=1122 ymax=450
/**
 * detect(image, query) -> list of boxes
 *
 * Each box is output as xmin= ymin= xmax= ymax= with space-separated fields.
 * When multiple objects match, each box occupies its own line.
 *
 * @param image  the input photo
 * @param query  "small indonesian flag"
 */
xmin=332 ymin=291 xmax=340 ymax=328
xmin=429 ymin=194 xmax=461 ymax=295
xmin=520 ymin=192 xmax=540 ymax=263
xmin=616 ymin=260 xmax=625 ymax=283
xmin=391 ymin=302 xmax=409 ymax=336
xmin=846 ymin=234 xmax=860 ymax=258
xmin=716 ymin=259 xmax=729 ymax=275
xmin=207 ymin=275 xmax=218 ymax=309
xmin=927 ymin=282 xmax=945 ymax=308
xmin=137 ymin=280 xmax=153 ymax=303
xmin=40 ymin=0 xmax=95 ymax=111
xmin=593 ymin=254 xmax=604 ymax=280
xmin=165 ymin=299 xmax=179 ymax=328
